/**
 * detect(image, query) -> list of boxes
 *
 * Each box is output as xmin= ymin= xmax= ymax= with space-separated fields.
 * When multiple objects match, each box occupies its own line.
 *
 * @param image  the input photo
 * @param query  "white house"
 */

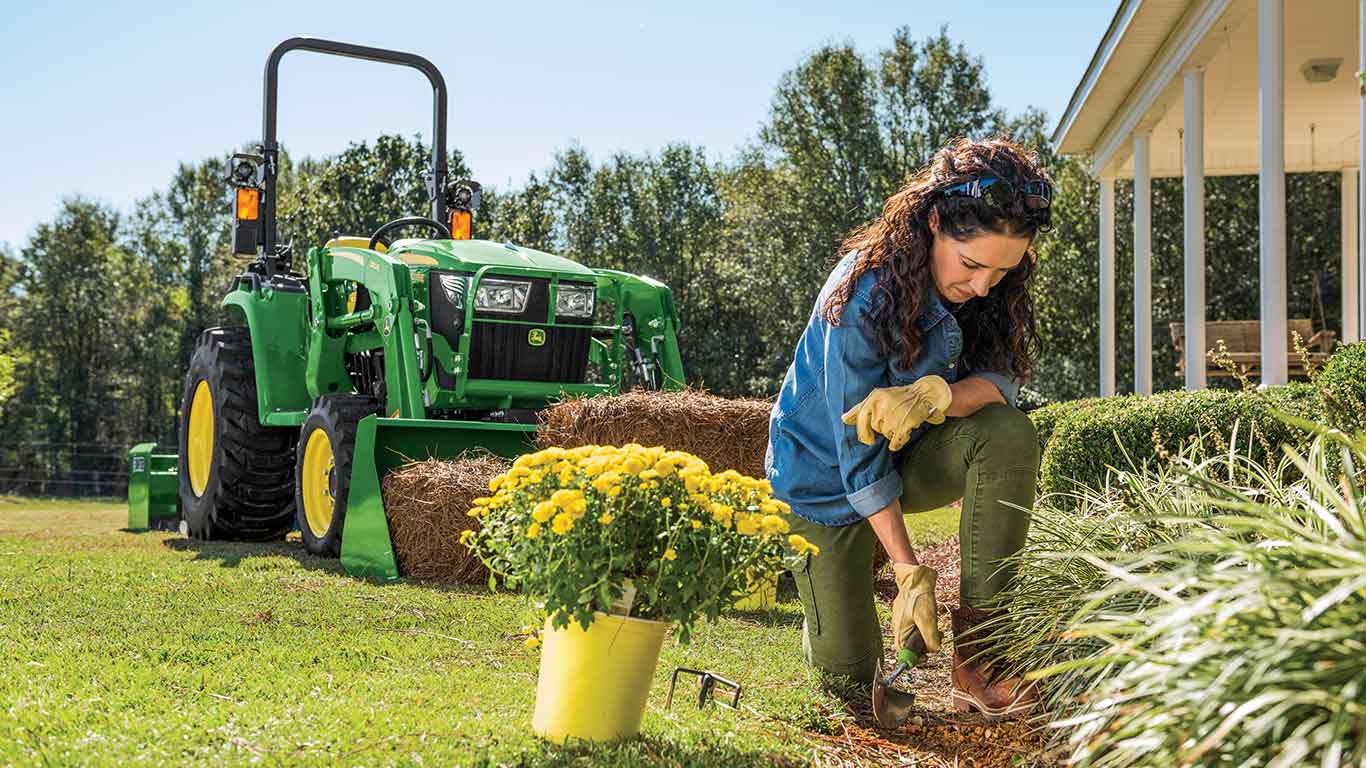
xmin=1054 ymin=0 xmax=1362 ymax=394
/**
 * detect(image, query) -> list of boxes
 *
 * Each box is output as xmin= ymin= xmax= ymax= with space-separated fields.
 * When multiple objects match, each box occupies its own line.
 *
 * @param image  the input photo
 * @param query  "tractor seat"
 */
xmin=324 ymin=236 xmax=387 ymax=253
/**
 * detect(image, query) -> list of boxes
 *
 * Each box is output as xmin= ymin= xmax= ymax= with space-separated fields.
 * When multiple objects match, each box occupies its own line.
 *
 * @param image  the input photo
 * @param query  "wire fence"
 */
xmin=0 ymin=441 xmax=174 ymax=497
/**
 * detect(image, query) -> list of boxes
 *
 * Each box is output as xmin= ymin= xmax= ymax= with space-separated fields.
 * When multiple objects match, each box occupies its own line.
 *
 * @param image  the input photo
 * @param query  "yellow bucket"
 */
xmin=532 ymin=612 xmax=670 ymax=743
xmin=731 ymin=571 xmax=779 ymax=611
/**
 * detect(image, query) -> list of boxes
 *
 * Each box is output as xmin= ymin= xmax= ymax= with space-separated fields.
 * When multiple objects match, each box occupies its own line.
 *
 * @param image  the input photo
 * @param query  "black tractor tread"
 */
xmin=179 ymin=326 xmax=298 ymax=540
xmin=295 ymin=394 xmax=384 ymax=558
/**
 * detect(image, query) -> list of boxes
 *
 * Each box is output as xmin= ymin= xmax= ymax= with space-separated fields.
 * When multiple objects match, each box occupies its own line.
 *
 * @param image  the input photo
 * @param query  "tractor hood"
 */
xmin=388 ymin=239 xmax=599 ymax=281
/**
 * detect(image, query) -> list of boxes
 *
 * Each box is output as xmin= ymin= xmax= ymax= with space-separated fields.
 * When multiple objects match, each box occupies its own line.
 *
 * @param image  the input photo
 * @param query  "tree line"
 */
xmin=0 ymin=27 xmax=1347 ymax=494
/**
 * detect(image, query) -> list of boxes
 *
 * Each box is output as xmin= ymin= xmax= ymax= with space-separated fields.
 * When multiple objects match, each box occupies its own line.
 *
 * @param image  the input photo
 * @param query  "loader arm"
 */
xmin=307 ymin=245 xmax=427 ymax=418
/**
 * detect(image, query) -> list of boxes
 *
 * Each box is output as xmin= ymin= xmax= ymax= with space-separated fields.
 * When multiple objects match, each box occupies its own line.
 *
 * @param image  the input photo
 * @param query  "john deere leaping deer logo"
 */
xmin=527 ymin=328 xmax=546 ymax=347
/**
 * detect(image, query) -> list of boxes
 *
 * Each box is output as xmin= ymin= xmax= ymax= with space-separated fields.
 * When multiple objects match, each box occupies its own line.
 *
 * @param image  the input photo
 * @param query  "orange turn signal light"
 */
xmin=450 ymin=210 xmax=472 ymax=240
xmin=236 ymin=188 xmax=260 ymax=221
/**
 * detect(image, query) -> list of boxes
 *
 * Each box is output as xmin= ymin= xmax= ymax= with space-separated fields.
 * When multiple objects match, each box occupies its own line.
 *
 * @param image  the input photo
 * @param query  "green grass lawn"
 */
xmin=0 ymin=496 xmax=958 ymax=767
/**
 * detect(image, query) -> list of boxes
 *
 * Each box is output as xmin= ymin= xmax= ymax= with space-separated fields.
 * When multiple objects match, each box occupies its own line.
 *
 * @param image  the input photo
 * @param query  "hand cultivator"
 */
xmin=162 ymin=38 xmax=686 ymax=579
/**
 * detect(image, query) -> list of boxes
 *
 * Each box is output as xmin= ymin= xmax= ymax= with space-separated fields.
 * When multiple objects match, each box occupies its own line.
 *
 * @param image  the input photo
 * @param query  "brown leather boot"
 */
xmin=950 ymin=605 xmax=1038 ymax=720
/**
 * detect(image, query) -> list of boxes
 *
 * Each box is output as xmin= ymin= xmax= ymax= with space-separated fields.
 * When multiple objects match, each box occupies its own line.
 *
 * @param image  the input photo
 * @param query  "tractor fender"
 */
xmin=222 ymin=281 xmax=314 ymax=427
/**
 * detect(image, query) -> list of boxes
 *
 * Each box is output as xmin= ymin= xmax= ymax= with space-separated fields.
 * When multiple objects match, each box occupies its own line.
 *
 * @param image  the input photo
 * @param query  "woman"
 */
xmin=765 ymin=137 xmax=1050 ymax=720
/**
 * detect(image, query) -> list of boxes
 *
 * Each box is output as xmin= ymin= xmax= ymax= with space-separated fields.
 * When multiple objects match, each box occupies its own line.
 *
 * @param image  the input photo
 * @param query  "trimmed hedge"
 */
xmin=1316 ymin=342 xmax=1366 ymax=436
xmin=1036 ymin=383 xmax=1320 ymax=499
xmin=1028 ymin=396 xmax=1115 ymax=457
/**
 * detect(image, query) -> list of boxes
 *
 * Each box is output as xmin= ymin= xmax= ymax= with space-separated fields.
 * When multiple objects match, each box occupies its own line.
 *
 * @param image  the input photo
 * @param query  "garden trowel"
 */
xmin=871 ymin=631 xmax=927 ymax=728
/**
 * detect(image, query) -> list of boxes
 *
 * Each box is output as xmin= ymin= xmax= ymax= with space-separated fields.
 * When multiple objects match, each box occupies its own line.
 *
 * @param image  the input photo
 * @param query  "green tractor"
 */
xmin=179 ymin=38 xmax=685 ymax=579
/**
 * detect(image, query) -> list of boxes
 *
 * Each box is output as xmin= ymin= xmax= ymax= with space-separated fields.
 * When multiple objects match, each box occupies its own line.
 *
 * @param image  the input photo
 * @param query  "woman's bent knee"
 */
xmin=967 ymin=403 xmax=1039 ymax=469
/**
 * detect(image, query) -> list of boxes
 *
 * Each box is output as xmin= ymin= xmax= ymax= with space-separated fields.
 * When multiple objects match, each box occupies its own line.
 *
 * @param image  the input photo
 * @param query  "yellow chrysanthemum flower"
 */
xmin=690 ymin=519 xmax=702 ymax=530
xmin=760 ymin=514 xmax=789 ymax=535
xmin=526 ymin=522 xmax=542 ymax=539
xmin=663 ymin=548 xmax=677 ymax=561
xmin=735 ymin=513 xmax=759 ymax=536
xmin=788 ymin=534 xmax=819 ymax=555
xmin=660 ymin=497 xmax=672 ymax=507
xmin=552 ymin=512 xmax=575 ymax=535
xmin=532 ymin=500 xmax=556 ymax=523
xmin=459 ymin=529 xmax=476 ymax=546
xmin=592 ymin=471 xmax=622 ymax=494
xmin=598 ymin=512 xmax=615 ymax=525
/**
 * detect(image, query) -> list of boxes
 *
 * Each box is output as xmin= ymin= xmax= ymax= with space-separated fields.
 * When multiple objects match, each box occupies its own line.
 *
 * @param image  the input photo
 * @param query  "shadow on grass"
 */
xmin=162 ymin=536 xmax=347 ymax=576
xmin=160 ymin=536 xmax=504 ymax=600
xmin=479 ymin=733 xmax=809 ymax=768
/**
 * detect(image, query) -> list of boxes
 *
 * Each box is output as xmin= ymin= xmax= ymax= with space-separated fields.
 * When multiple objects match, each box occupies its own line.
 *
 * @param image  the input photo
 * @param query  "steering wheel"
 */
xmin=368 ymin=216 xmax=452 ymax=250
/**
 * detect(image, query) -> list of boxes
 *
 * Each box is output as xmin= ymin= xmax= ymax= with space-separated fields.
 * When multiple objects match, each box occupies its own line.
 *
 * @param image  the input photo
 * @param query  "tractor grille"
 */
xmin=430 ymin=271 xmax=594 ymax=384
xmin=469 ymin=322 xmax=591 ymax=383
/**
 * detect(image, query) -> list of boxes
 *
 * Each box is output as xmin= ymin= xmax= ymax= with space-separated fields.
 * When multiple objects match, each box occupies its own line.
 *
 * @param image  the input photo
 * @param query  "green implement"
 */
xmin=126 ymin=443 xmax=179 ymax=531
xmin=168 ymin=38 xmax=687 ymax=578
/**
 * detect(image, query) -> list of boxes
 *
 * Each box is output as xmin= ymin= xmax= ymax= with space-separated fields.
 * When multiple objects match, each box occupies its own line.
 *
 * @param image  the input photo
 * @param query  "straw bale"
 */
xmin=536 ymin=389 xmax=774 ymax=478
xmin=381 ymin=453 xmax=509 ymax=584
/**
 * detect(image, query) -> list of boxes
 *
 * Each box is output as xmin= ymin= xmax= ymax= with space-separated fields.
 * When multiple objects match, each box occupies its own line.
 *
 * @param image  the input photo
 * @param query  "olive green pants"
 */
xmin=787 ymin=403 xmax=1040 ymax=680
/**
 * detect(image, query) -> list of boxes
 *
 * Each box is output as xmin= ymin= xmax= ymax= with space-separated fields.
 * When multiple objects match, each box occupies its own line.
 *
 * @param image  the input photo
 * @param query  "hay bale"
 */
xmin=537 ymin=389 xmax=774 ymax=478
xmin=381 ymin=453 xmax=509 ymax=584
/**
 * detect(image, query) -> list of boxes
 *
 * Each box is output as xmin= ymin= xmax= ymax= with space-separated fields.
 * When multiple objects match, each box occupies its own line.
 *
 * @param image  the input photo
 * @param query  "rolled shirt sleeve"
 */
xmin=822 ymin=301 xmax=903 ymax=518
xmin=967 ymin=370 xmax=1021 ymax=408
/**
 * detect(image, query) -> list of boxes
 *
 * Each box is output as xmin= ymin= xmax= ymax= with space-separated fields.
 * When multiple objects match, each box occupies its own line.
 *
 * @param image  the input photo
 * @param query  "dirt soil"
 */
xmin=807 ymin=536 xmax=1063 ymax=768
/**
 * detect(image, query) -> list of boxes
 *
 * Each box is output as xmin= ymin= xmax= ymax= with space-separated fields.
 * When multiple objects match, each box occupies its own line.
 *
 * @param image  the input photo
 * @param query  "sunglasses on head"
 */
xmin=941 ymin=175 xmax=1052 ymax=214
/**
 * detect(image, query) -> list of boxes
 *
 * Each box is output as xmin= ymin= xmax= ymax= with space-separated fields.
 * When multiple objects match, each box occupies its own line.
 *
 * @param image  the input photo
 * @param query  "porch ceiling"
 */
xmin=1055 ymin=0 xmax=1359 ymax=180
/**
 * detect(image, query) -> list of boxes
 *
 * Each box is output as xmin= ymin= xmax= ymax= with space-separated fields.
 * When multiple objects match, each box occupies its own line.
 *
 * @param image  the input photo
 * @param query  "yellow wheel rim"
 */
xmin=302 ymin=427 xmax=336 ymax=538
xmin=187 ymin=380 xmax=214 ymax=497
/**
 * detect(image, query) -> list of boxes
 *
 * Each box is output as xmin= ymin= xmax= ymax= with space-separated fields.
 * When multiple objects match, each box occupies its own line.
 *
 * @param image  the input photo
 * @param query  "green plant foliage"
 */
xmin=0 ymin=330 xmax=16 ymax=406
xmin=990 ymin=423 xmax=1366 ymax=767
xmin=1026 ymin=395 xmax=1113 ymax=457
xmin=1037 ymin=384 xmax=1320 ymax=500
xmin=1315 ymin=341 xmax=1366 ymax=436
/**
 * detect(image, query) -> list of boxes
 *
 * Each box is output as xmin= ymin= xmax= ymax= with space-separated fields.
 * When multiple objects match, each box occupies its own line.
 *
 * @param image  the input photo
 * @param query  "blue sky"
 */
xmin=0 ymin=1 xmax=1114 ymax=250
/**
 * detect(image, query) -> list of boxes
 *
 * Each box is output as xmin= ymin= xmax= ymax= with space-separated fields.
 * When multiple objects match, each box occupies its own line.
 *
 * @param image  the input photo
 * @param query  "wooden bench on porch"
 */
xmin=1169 ymin=319 xmax=1336 ymax=378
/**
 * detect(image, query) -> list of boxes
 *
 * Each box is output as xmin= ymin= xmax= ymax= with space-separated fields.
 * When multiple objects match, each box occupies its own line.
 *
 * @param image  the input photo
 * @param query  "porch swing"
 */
xmin=1170 ymin=271 xmax=1337 ymax=379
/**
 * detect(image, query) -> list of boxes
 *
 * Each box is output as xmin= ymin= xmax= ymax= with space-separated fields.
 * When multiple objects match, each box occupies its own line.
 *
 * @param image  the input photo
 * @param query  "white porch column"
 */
xmin=1259 ymin=0 xmax=1288 ymax=385
xmin=1344 ymin=168 xmax=1360 ymax=343
xmin=1134 ymin=132 xmax=1153 ymax=395
xmin=1183 ymin=69 xmax=1207 ymax=390
xmin=1359 ymin=0 xmax=1366 ymax=337
xmin=1099 ymin=177 xmax=1116 ymax=396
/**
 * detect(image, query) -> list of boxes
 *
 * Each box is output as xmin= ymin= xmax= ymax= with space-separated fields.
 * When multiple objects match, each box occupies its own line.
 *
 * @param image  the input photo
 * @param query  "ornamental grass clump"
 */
xmin=464 ymin=443 xmax=816 ymax=642
xmin=990 ymin=419 xmax=1366 ymax=767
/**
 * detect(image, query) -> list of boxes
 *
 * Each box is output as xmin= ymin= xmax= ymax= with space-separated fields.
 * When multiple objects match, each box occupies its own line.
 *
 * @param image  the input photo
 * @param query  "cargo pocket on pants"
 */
xmin=786 ymin=550 xmax=820 ymax=637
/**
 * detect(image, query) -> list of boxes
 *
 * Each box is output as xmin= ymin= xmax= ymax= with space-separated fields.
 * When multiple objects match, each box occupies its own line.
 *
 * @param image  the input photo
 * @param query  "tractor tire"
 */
xmin=294 ymin=395 xmax=383 ymax=558
xmin=178 ymin=327 xmax=298 ymax=541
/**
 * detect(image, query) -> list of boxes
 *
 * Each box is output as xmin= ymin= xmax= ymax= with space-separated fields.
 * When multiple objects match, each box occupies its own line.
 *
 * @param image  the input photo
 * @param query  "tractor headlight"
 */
xmin=474 ymin=278 xmax=531 ymax=314
xmin=437 ymin=273 xmax=467 ymax=310
xmin=555 ymin=283 xmax=595 ymax=318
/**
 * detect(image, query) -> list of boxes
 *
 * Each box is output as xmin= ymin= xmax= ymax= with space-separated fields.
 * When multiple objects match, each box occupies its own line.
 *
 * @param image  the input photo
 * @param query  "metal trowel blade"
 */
xmin=870 ymin=664 xmax=917 ymax=728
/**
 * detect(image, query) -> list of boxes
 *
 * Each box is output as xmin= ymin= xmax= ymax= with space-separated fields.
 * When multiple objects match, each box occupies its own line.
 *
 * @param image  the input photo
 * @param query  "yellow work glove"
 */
xmin=841 ymin=375 xmax=953 ymax=452
xmin=891 ymin=562 xmax=942 ymax=655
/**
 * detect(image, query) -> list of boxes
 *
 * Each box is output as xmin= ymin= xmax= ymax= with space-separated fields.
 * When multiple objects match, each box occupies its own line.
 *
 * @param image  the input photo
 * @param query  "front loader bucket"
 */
xmin=340 ymin=415 xmax=538 ymax=580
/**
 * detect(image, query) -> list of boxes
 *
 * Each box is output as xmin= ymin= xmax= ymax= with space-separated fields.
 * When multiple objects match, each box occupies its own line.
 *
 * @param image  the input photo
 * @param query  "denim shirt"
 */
xmin=764 ymin=253 xmax=1021 ymax=526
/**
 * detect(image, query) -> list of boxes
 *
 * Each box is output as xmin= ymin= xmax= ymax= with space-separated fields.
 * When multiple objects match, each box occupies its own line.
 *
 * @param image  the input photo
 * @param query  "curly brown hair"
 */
xmin=822 ymin=137 xmax=1049 ymax=381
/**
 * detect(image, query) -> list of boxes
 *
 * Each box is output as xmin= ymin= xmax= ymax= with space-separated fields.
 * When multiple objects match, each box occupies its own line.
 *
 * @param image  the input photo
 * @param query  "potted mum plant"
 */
xmin=464 ymin=443 xmax=817 ymax=744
